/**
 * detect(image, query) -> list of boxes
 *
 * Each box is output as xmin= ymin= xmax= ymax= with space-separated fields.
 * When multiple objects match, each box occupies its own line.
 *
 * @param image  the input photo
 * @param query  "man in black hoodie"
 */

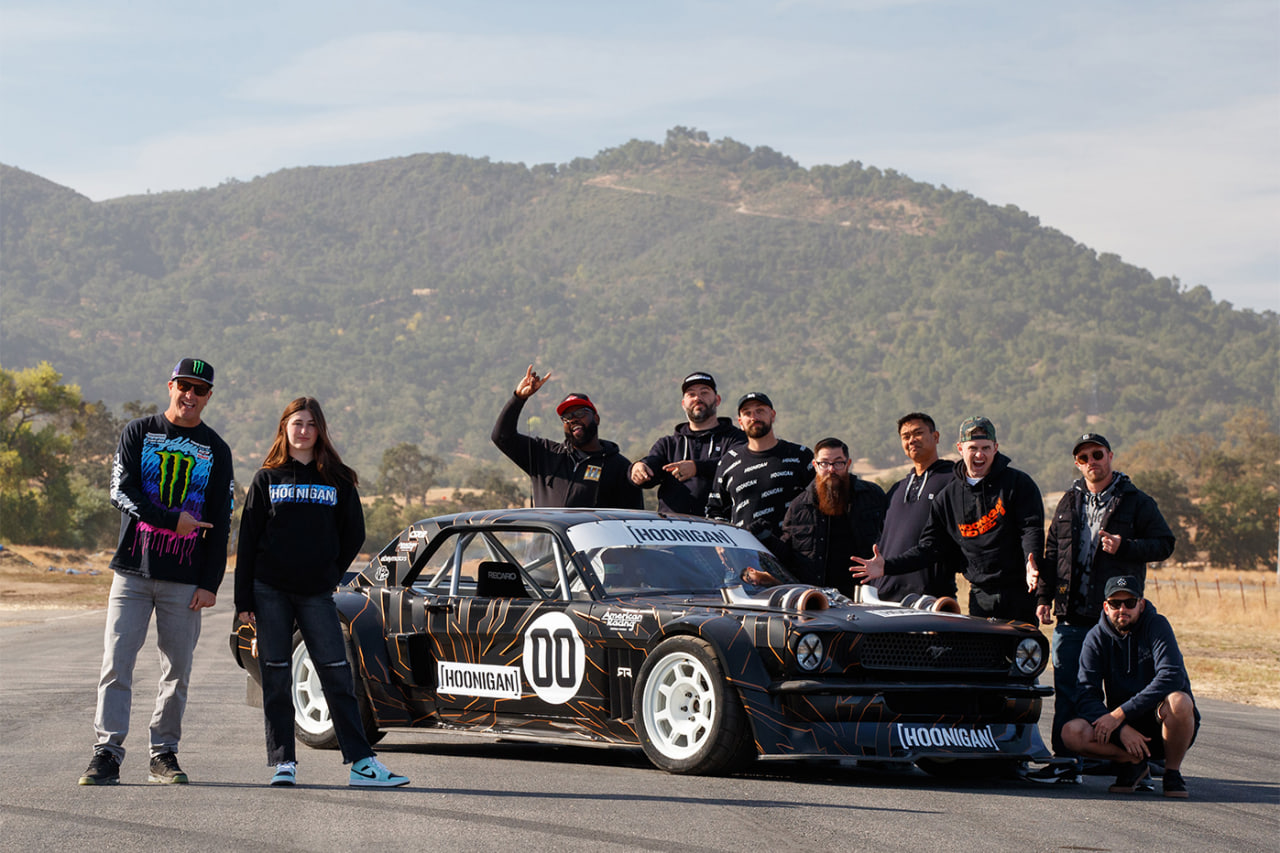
xmin=492 ymin=365 xmax=643 ymax=509
xmin=1029 ymin=433 xmax=1176 ymax=784
xmin=872 ymin=412 xmax=962 ymax=602
xmin=851 ymin=416 xmax=1042 ymax=622
xmin=629 ymin=371 xmax=746 ymax=515
xmin=1062 ymin=575 xmax=1198 ymax=799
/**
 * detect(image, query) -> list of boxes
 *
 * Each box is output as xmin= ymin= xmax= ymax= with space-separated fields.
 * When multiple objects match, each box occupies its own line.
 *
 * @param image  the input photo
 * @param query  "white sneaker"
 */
xmin=349 ymin=756 xmax=408 ymax=788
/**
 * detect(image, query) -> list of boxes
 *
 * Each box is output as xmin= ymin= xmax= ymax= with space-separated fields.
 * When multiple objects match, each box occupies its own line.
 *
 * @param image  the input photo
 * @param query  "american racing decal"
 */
xmin=896 ymin=724 xmax=998 ymax=750
xmin=521 ymin=611 xmax=585 ymax=704
xmin=601 ymin=609 xmax=645 ymax=632
xmin=437 ymin=662 xmax=522 ymax=699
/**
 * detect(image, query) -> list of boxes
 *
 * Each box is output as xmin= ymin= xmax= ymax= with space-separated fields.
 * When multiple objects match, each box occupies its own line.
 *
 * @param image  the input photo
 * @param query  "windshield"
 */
xmin=566 ymin=519 xmax=796 ymax=595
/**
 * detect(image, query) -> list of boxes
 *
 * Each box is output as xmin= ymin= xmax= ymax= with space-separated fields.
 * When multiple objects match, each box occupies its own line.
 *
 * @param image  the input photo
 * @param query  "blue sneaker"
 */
xmin=270 ymin=761 xmax=296 ymax=787
xmin=349 ymin=756 xmax=408 ymax=788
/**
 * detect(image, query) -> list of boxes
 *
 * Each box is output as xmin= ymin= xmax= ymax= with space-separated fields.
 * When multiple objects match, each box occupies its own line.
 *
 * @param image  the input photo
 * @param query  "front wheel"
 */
xmin=633 ymin=636 xmax=754 ymax=775
xmin=291 ymin=627 xmax=384 ymax=749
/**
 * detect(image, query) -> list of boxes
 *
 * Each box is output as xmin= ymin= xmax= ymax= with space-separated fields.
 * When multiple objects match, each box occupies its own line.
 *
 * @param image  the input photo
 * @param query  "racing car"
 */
xmin=230 ymin=509 xmax=1050 ymax=776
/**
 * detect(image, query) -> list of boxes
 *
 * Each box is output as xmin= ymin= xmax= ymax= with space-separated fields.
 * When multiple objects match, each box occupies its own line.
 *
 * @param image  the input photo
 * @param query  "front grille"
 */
xmin=859 ymin=633 xmax=1009 ymax=672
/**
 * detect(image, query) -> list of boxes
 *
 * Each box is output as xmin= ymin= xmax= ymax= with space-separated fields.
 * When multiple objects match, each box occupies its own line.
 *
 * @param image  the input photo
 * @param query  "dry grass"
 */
xmin=3 ymin=544 xmax=1276 ymax=708
xmin=957 ymin=568 xmax=1280 ymax=709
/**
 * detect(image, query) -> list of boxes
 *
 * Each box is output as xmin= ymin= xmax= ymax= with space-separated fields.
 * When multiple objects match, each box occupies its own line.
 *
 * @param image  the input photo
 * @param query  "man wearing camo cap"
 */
xmin=852 ymin=416 xmax=1043 ymax=622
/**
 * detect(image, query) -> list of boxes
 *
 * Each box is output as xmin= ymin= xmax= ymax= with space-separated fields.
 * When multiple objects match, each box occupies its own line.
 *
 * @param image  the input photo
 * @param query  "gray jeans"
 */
xmin=93 ymin=572 xmax=203 ymax=761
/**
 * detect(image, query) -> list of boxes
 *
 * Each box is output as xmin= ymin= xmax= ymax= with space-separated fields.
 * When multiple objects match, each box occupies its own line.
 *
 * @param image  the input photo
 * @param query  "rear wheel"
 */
xmin=292 ymin=627 xmax=384 ymax=749
xmin=634 ymin=636 xmax=754 ymax=775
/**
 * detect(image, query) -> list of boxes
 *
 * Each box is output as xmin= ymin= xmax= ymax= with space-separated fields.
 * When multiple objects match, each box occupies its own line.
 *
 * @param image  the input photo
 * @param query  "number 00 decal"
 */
xmin=521 ymin=611 xmax=585 ymax=704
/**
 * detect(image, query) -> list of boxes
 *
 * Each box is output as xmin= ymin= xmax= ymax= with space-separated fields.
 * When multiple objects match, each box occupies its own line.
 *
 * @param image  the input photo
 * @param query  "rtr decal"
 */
xmin=521 ymin=611 xmax=585 ymax=704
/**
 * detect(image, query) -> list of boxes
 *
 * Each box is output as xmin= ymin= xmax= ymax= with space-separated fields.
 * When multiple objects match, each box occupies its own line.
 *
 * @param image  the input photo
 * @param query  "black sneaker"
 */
xmin=1024 ymin=763 xmax=1081 ymax=785
xmin=1108 ymin=760 xmax=1151 ymax=793
xmin=78 ymin=751 xmax=120 ymax=786
xmin=148 ymin=752 xmax=189 ymax=784
xmin=1162 ymin=768 xmax=1189 ymax=799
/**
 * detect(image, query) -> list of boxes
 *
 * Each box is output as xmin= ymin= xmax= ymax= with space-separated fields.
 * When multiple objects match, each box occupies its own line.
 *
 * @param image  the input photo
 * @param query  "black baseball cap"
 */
xmin=1103 ymin=575 xmax=1143 ymax=599
xmin=1072 ymin=433 xmax=1112 ymax=456
xmin=681 ymin=372 xmax=717 ymax=393
xmin=736 ymin=392 xmax=773 ymax=413
xmin=171 ymin=357 xmax=214 ymax=386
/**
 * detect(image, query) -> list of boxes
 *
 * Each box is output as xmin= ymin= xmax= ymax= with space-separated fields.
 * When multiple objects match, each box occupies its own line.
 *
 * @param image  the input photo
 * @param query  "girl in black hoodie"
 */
xmin=235 ymin=397 xmax=408 ymax=788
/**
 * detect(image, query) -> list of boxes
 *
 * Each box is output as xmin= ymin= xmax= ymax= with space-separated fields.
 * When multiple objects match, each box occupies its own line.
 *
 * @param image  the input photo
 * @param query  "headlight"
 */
xmin=796 ymin=633 xmax=824 ymax=672
xmin=1014 ymin=637 xmax=1043 ymax=675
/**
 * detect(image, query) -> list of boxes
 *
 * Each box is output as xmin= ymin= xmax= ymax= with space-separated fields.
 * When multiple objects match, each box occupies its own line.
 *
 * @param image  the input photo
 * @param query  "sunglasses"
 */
xmin=1075 ymin=449 xmax=1106 ymax=464
xmin=174 ymin=379 xmax=211 ymax=397
xmin=559 ymin=407 xmax=593 ymax=423
xmin=1103 ymin=597 xmax=1139 ymax=610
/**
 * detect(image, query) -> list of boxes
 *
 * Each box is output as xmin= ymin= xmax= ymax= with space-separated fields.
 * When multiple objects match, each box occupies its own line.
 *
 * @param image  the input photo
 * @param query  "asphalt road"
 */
xmin=1 ymin=599 xmax=1276 ymax=853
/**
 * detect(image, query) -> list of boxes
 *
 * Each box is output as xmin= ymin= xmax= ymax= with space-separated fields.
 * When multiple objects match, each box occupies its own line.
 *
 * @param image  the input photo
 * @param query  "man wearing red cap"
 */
xmin=491 ymin=365 xmax=642 ymax=509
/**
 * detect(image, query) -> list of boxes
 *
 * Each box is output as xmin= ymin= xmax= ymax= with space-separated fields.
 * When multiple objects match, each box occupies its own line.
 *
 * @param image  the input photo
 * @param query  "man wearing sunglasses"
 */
xmin=1061 ymin=575 xmax=1199 ymax=798
xmin=80 ymin=358 xmax=235 ymax=786
xmin=491 ymin=364 xmax=643 ymax=509
xmin=1028 ymin=433 xmax=1175 ymax=785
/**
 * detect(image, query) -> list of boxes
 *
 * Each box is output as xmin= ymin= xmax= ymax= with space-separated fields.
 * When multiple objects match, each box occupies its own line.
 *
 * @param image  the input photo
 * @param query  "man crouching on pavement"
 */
xmin=1061 ymin=575 xmax=1200 ymax=798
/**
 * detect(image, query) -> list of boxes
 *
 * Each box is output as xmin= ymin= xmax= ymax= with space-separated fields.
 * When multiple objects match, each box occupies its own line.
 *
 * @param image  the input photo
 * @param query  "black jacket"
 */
xmin=885 ymin=453 xmax=1044 ymax=591
xmin=1076 ymin=602 xmax=1196 ymax=724
xmin=492 ymin=393 xmax=643 ymax=509
xmin=777 ymin=477 xmax=887 ymax=595
xmin=636 ymin=418 xmax=747 ymax=515
xmin=1038 ymin=473 xmax=1175 ymax=624
xmin=234 ymin=459 xmax=366 ymax=612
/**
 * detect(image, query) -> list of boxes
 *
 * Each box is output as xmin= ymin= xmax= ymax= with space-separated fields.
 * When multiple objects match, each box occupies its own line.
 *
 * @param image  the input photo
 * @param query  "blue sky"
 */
xmin=2 ymin=0 xmax=1277 ymax=311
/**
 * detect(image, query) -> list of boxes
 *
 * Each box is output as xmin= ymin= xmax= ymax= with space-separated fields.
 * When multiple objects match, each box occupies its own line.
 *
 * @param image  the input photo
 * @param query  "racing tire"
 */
xmin=634 ymin=636 xmax=754 ymax=775
xmin=292 ymin=626 xmax=384 ymax=749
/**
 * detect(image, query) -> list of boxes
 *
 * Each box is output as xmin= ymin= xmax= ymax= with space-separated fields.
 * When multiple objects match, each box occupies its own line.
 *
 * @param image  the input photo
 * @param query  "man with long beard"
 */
xmin=630 ymin=371 xmax=746 ymax=514
xmin=705 ymin=392 xmax=813 ymax=545
xmin=491 ymin=364 xmax=642 ymax=509
xmin=775 ymin=437 xmax=887 ymax=596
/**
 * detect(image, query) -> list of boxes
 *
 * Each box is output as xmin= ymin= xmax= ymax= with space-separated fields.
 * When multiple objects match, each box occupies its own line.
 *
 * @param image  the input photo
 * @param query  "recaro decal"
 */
xmin=521 ymin=611 xmax=585 ymax=704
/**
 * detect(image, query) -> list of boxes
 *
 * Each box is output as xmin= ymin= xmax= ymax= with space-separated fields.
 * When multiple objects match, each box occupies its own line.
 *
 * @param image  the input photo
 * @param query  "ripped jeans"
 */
xmin=252 ymin=580 xmax=374 ymax=765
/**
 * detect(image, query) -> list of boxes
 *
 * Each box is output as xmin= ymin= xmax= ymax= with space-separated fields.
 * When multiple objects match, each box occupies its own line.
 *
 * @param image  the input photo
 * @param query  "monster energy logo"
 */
xmin=155 ymin=451 xmax=195 ymax=508
xmin=190 ymin=360 xmax=205 ymax=376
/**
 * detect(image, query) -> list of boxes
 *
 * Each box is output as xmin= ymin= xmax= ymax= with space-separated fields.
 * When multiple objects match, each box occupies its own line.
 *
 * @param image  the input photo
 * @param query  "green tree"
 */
xmin=0 ymin=362 xmax=82 ymax=544
xmin=375 ymin=443 xmax=442 ymax=505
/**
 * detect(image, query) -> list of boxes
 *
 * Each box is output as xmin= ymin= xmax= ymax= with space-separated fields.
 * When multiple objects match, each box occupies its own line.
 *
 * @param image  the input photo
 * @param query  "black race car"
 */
xmin=230 ymin=509 xmax=1050 ymax=776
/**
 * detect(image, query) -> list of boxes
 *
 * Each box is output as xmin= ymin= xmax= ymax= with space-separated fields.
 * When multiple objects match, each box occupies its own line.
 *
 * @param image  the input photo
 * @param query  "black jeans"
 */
xmin=253 ymin=580 xmax=373 ymax=765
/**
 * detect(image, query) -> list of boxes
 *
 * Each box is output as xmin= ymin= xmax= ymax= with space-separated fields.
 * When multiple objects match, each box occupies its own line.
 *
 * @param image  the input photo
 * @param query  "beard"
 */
xmin=564 ymin=419 xmax=599 ymax=449
xmin=815 ymin=471 xmax=850 ymax=516
xmin=685 ymin=401 xmax=717 ymax=426
xmin=744 ymin=421 xmax=772 ymax=440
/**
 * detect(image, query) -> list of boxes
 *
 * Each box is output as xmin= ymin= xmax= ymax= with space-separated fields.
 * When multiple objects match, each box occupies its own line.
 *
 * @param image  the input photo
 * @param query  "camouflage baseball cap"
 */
xmin=957 ymin=416 xmax=996 ymax=443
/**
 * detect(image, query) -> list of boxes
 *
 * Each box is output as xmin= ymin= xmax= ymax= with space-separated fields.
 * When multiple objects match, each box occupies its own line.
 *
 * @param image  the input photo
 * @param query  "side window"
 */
xmin=410 ymin=533 xmax=477 ymax=595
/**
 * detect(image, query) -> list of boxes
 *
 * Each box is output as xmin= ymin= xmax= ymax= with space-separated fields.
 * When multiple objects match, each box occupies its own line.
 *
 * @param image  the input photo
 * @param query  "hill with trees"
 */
xmin=2 ymin=128 xmax=1276 ymax=562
